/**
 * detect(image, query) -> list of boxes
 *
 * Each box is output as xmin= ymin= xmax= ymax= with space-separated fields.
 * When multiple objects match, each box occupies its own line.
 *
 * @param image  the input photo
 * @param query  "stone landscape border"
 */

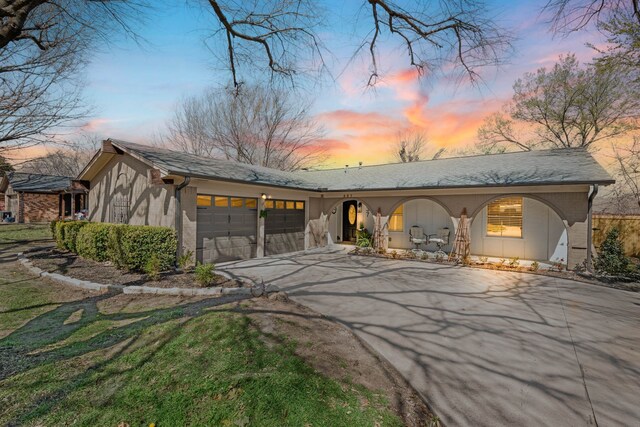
xmin=17 ymin=252 xmax=272 ymax=297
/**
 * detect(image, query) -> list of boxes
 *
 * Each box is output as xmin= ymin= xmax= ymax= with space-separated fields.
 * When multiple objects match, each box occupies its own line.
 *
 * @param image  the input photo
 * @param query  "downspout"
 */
xmin=175 ymin=176 xmax=191 ymax=262
xmin=586 ymin=184 xmax=598 ymax=272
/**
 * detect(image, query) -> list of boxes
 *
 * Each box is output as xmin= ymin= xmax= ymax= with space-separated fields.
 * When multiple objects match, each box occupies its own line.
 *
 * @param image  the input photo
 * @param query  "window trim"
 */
xmin=388 ymin=204 xmax=404 ymax=232
xmin=485 ymin=197 xmax=523 ymax=239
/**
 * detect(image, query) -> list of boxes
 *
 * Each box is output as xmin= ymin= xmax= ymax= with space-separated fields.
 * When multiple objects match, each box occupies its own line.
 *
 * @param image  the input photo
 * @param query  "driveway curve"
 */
xmin=220 ymin=248 xmax=640 ymax=426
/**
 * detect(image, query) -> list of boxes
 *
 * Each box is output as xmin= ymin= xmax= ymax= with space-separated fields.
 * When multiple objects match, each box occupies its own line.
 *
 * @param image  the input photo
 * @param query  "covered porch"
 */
xmin=308 ymin=186 xmax=589 ymax=269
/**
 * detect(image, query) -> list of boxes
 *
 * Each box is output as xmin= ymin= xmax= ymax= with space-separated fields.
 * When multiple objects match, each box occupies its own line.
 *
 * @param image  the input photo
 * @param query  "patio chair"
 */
xmin=427 ymin=227 xmax=450 ymax=255
xmin=409 ymin=226 xmax=427 ymax=250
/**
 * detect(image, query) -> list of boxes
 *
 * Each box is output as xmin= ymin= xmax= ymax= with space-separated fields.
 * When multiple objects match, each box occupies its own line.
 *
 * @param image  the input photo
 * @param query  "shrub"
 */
xmin=530 ymin=261 xmax=540 ymax=272
xmin=119 ymin=225 xmax=177 ymax=271
xmin=508 ymin=257 xmax=520 ymax=268
xmin=194 ymin=262 xmax=216 ymax=287
xmin=177 ymin=248 xmax=194 ymax=272
xmin=106 ymin=224 xmax=128 ymax=269
xmin=49 ymin=220 xmax=59 ymax=238
xmin=594 ymin=228 xmax=631 ymax=276
xmin=356 ymin=228 xmax=372 ymax=247
xmin=76 ymin=223 xmax=110 ymax=262
xmin=61 ymin=221 xmax=88 ymax=252
xmin=54 ymin=221 xmax=66 ymax=249
xmin=144 ymin=254 xmax=162 ymax=281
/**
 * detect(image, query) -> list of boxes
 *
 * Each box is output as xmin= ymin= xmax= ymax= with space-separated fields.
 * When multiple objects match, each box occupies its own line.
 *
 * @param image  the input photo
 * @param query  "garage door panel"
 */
xmin=197 ymin=195 xmax=257 ymax=263
xmin=265 ymin=205 xmax=305 ymax=255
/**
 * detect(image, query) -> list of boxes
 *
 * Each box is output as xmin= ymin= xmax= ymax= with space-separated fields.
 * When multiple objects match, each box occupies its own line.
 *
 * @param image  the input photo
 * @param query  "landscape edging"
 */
xmin=17 ymin=252 xmax=268 ymax=297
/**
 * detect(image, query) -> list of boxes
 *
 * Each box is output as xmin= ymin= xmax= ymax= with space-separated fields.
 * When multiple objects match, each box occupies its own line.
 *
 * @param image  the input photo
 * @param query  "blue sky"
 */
xmin=66 ymin=0 xmax=602 ymax=166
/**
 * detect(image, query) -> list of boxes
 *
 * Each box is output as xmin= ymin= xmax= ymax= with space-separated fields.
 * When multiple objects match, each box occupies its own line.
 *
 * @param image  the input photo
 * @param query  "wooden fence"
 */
xmin=593 ymin=214 xmax=640 ymax=258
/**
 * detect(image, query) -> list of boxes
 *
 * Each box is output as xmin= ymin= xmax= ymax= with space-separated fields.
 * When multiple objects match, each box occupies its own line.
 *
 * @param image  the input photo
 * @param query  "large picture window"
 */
xmin=486 ymin=197 xmax=523 ymax=238
xmin=388 ymin=205 xmax=404 ymax=232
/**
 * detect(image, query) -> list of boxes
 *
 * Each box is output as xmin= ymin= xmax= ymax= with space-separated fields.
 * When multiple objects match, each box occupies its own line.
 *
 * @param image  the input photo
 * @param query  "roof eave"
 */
xmin=167 ymin=171 xmax=614 ymax=193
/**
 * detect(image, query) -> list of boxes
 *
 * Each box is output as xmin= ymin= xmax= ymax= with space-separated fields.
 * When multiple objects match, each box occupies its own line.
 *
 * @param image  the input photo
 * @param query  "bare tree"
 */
xmin=609 ymin=137 xmax=640 ymax=212
xmin=0 ymin=154 xmax=14 ymax=177
xmin=544 ymin=1 xmax=640 ymax=81
xmin=477 ymin=54 xmax=640 ymax=152
xmin=18 ymin=135 xmax=99 ymax=177
xmin=164 ymin=85 xmax=325 ymax=171
xmin=394 ymin=132 xmax=427 ymax=162
xmin=202 ymin=0 xmax=511 ymax=87
xmin=0 ymin=1 xmax=146 ymax=157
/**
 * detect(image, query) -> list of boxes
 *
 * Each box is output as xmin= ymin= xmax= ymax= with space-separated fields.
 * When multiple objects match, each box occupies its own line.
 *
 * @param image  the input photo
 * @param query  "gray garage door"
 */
xmin=265 ymin=200 xmax=305 ymax=256
xmin=196 ymin=195 xmax=258 ymax=263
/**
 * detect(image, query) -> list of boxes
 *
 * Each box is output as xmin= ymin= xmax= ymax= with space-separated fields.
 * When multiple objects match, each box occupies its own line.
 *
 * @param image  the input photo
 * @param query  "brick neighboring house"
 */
xmin=0 ymin=172 xmax=88 ymax=223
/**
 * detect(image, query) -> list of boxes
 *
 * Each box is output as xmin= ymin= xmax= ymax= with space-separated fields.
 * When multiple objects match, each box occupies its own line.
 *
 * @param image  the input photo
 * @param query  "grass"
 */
xmin=0 ymin=226 xmax=403 ymax=426
xmin=0 ymin=223 xmax=52 ymax=243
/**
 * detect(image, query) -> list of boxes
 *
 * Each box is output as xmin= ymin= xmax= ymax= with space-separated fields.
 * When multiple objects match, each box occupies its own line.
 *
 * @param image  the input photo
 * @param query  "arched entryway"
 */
xmin=470 ymin=195 xmax=569 ymax=263
xmin=386 ymin=197 xmax=456 ymax=251
xmin=326 ymin=199 xmax=376 ymax=244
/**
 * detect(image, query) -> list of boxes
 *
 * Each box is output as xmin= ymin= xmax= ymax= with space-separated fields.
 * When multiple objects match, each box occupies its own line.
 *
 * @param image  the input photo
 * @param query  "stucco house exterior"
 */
xmin=0 ymin=172 xmax=88 ymax=223
xmin=78 ymin=139 xmax=614 ymax=269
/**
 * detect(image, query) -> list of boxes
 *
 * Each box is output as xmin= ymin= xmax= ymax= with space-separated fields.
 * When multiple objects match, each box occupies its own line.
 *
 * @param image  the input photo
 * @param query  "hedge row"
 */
xmin=51 ymin=220 xmax=177 ymax=272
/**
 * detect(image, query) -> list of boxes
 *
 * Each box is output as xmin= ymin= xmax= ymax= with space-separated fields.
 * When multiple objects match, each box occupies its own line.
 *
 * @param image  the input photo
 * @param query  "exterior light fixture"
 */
xmin=357 ymin=202 xmax=362 ymax=213
xmin=261 ymin=193 xmax=267 ymax=200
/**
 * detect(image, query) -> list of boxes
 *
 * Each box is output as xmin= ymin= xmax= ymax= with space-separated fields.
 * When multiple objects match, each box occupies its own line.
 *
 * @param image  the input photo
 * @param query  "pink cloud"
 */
xmin=80 ymin=118 xmax=111 ymax=132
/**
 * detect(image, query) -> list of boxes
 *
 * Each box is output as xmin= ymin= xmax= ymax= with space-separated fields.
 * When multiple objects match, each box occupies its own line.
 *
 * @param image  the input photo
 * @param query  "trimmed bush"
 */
xmin=53 ymin=221 xmax=177 ymax=273
xmin=61 ymin=221 xmax=89 ymax=252
xmin=49 ymin=220 xmax=59 ymax=238
xmin=54 ymin=220 xmax=65 ymax=248
xmin=76 ymin=223 xmax=110 ymax=262
xmin=106 ymin=224 xmax=129 ymax=269
xmin=119 ymin=225 xmax=177 ymax=271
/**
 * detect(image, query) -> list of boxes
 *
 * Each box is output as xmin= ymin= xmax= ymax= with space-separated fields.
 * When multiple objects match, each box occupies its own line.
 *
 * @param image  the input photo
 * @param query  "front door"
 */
xmin=342 ymin=200 xmax=358 ymax=242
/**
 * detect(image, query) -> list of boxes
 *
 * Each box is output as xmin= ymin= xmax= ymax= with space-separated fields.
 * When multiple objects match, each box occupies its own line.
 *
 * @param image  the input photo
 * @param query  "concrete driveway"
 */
xmin=220 ymin=248 xmax=640 ymax=426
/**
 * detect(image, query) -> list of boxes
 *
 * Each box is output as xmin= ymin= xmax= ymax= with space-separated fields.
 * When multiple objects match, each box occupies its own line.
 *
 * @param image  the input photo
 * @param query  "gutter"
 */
xmin=174 ymin=176 xmax=191 ymax=261
xmin=586 ymin=184 xmax=598 ymax=272
xmin=168 ymin=170 xmax=614 ymax=193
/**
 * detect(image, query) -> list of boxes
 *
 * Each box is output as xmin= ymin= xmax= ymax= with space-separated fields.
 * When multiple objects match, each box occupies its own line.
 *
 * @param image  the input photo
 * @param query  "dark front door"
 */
xmin=342 ymin=200 xmax=358 ymax=242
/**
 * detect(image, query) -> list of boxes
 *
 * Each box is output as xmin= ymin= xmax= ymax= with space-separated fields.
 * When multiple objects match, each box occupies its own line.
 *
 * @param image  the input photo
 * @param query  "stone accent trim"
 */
xmin=17 ymin=252 xmax=270 ymax=297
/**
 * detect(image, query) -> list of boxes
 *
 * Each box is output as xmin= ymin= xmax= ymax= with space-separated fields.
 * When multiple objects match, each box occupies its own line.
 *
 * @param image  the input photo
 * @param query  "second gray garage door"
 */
xmin=265 ymin=199 xmax=305 ymax=255
xmin=196 ymin=195 xmax=257 ymax=263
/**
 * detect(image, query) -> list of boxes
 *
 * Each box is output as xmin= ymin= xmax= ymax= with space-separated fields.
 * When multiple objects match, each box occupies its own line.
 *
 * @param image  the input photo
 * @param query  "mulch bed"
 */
xmin=26 ymin=247 xmax=244 ymax=289
xmin=350 ymin=249 xmax=640 ymax=292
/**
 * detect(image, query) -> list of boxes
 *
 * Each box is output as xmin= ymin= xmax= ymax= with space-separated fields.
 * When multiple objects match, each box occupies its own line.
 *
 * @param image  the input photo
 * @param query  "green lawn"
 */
xmin=0 ymin=223 xmax=52 ymax=243
xmin=0 ymin=227 xmax=403 ymax=427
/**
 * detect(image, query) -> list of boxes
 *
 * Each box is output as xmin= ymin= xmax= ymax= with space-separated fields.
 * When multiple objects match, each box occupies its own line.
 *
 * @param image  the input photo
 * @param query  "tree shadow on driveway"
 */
xmin=219 ymin=249 xmax=640 ymax=427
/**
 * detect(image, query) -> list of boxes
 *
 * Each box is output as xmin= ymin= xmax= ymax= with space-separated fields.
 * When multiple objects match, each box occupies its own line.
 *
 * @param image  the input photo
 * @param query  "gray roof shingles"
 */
xmin=6 ymin=172 xmax=72 ymax=192
xmin=111 ymin=139 xmax=614 ymax=192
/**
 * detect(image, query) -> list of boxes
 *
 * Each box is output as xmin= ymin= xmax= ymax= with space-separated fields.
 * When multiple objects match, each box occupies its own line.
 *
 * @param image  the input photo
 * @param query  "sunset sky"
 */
xmin=23 ymin=0 xmax=602 ymax=167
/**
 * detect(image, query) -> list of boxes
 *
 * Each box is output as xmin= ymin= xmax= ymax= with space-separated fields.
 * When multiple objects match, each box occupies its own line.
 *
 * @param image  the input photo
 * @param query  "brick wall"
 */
xmin=20 ymin=192 xmax=59 ymax=223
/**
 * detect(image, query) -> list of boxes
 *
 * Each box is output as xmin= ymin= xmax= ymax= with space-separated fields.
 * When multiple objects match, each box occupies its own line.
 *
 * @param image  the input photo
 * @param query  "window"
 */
xmin=264 ymin=200 xmax=274 ymax=209
xmin=295 ymin=201 xmax=304 ymax=210
xmin=197 ymin=195 xmax=211 ymax=207
xmin=285 ymin=201 xmax=295 ymax=209
xmin=388 ymin=205 xmax=403 ymax=232
xmin=275 ymin=200 xmax=285 ymax=209
xmin=214 ymin=196 xmax=228 ymax=207
xmin=245 ymin=198 xmax=257 ymax=208
xmin=230 ymin=197 xmax=243 ymax=208
xmin=486 ymin=197 xmax=523 ymax=238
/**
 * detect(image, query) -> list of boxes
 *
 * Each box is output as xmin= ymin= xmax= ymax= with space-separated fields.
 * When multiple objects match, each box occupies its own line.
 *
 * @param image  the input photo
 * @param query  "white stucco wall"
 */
xmin=388 ymin=199 xmax=455 ymax=251
xmin=470 ymin=197 xmax=568 ymax=262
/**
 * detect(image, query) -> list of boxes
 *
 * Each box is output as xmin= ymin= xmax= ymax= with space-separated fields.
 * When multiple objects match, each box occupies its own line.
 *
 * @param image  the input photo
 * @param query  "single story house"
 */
xmin=0 ymin=172 xmax=88 ymax=223
xmin=78 ymin=139 xmax=614 ymax=269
